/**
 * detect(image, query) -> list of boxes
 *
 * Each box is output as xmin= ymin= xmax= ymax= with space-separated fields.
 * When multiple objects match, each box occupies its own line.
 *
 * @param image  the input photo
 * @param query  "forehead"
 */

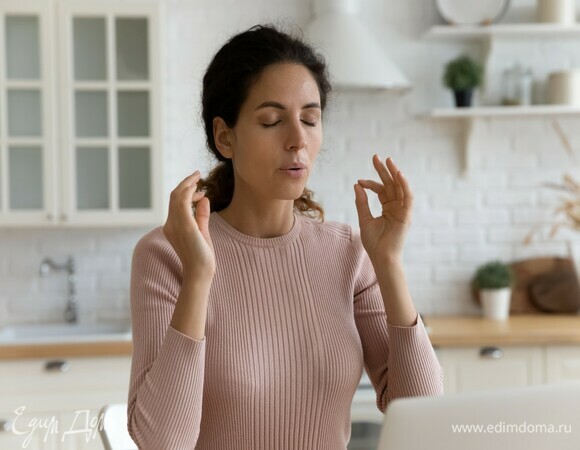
xmin=245 ymin=63 xmax=321 ymax=108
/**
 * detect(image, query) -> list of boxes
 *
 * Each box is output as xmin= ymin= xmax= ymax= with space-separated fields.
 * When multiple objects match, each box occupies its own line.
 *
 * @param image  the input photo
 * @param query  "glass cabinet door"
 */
xmin=60 ymin=3 xmax=160 ymax=226
xmin=0 ymin=3 xmax=55 ymax=225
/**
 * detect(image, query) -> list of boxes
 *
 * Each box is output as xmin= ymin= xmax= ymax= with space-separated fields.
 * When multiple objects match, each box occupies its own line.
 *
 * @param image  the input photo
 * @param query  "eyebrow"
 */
xmin=254 ymin=101 xmax=321 ymax=111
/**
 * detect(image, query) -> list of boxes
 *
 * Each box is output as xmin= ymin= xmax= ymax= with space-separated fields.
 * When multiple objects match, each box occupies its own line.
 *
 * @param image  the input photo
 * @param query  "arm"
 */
xmin=127 ymin=231 xmax=210 ymax=449
xmin=353 ymin=237 xmax=444 ymax=413
xmin=353 ymin=154 xmax=443 ymax=411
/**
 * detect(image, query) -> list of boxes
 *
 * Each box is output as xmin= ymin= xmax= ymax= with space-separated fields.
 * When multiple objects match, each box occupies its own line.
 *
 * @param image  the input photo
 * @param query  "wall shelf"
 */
xmin=424 ymin=24 xmax=580 ymax=41
xmin=431 ymin=105 xmax=580 ymax=118
xmin=425 ymin=21 xmax=580 ymax=177
xmin=426 ymin=106 xmax=580 ymax=176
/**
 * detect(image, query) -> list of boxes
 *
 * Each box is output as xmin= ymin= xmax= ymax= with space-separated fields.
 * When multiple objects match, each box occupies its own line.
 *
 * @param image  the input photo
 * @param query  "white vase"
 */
xmin=480 ymin=287 xmax=511 ymax=321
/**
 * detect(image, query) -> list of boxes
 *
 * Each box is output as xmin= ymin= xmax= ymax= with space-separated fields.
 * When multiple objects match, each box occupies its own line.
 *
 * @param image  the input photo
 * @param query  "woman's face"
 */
xmin=221 ymin=62 xmax=323 ymax=203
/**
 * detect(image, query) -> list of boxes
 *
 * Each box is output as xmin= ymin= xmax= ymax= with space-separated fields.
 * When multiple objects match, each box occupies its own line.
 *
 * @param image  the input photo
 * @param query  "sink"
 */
xmin=0 ymin=321 xmax=132 ymax=344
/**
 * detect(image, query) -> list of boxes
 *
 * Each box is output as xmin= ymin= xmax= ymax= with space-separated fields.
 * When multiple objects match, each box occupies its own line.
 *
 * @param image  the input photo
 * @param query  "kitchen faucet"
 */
xmin=39 ymin=256 xmax=77 ymax=323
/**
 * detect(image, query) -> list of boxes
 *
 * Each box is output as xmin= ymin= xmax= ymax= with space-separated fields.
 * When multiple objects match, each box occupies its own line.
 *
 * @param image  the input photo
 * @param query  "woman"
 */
xmin=127 ymin=24 xmax=443 ymax=449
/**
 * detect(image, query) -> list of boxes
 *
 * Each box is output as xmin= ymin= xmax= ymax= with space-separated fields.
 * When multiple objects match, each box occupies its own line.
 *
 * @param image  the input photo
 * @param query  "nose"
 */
xmin=285 ymin=119 xmax=307 ymax=151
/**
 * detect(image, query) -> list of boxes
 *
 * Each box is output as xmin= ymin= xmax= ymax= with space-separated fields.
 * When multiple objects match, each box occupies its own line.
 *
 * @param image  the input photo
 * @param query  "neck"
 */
xmin=217 ymin=200 xmax=296 ymax=239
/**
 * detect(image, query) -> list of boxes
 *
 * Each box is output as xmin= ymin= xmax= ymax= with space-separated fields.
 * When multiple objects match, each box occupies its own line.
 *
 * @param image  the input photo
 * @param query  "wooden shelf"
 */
xmin=424 ymin=105 xmax=580 ymax=177
xmin=430 ymin=105 xmax=580 ymax=118
xmin=425 ymin=23 xmax=580 ymax=41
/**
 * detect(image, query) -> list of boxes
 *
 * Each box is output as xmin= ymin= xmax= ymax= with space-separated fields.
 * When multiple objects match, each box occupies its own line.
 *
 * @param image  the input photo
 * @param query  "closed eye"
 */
xmin=262 ymin=121 xmax=281 ymax=128
xmin=261 ymin=120 xmax=317 ymax=128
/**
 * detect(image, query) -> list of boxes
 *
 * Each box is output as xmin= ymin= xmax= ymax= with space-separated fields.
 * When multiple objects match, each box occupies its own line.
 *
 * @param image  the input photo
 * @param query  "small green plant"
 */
xmin=473 ymin=261 xmax=514 ymax=290
xmin=443 ymin=55 xmax=483 ymax=91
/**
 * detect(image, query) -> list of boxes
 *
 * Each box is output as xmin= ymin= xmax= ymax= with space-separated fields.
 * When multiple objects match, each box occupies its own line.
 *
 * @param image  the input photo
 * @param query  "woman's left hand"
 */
xmin=354 ymin=154 xmax=413 ymax=264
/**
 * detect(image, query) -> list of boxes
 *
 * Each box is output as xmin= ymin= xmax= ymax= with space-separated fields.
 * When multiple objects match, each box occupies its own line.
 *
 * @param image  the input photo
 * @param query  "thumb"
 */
xmin=354 ymin=184 xmax=373 ymax=229
xmin=194 ymin=196 xmax=211 ymax=236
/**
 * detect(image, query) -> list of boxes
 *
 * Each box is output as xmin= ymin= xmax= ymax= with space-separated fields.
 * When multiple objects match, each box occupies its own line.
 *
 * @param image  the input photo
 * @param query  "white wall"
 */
xmin=2 ymin=0 xmax=580 ymax=324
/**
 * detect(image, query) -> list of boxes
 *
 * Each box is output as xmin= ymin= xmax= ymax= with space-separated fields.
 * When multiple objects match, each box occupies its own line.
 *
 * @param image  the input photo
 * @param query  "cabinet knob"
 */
xmin=44 ymin=359 xmax=70 ymax=372
xmin=0 ymin=419 xmax=11 ymax=432
xmin=46 ymin=213 xmax=53 ymax=220
xmin=480 ymin=346 xmax=503 ymax=359
xmin=61 ymin=213 xmax=68 ymax=221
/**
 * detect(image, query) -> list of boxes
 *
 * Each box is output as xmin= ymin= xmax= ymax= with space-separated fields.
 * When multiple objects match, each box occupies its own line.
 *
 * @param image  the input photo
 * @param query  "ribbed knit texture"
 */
xmin=127 ymin=211 xmax=444 ymax=449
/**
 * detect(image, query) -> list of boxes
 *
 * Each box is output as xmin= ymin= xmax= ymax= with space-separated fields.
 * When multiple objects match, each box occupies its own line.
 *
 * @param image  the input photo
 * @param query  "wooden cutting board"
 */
xmin=472 ymin=256 xmax=577 ymax=314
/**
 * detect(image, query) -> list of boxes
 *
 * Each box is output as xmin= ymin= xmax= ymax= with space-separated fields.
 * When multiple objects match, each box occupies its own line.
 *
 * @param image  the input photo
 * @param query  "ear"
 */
xmin=213 ymin=117 xmax=234 ymax=159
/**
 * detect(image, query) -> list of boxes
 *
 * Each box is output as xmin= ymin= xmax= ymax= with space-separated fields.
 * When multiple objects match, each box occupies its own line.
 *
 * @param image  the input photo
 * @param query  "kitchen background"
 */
xmin=1 ymin=0 xmax=580 ymax=325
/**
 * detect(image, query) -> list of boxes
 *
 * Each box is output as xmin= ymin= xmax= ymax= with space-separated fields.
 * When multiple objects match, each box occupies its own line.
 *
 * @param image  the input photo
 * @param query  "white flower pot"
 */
xmin=480 ymin=287 xmax=511 ymax=321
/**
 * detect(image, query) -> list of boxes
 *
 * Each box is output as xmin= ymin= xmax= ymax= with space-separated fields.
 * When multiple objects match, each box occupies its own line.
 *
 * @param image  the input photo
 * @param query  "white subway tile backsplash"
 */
xmin=455 ymin=173 xmax=508 ymax=190
xmin=431 ymin=191 xmax=482 ymax=209
xmin=432 ymin=229 xmax=485 ymax=245
xmin=489 ymin=227 xmax=542 ymax=245
xmin=1 ymin=0 xmax=577 ymax=323
xmin=412 ymin=210 xmax=454 ymax=227
xmin=456 ymin=210 xmax=509 ymax=226
xmin=434 ymin=266 xmax=478 ymax=283
xmin=458 ymin=245 xmax=514 ymax=263
xmin=404 ymin=227 xmax=429 ymax=246
xmin=485 ymin=190 xmax=537 ymax=207
xmin=404 ymin=248 xmax=456 ymax=264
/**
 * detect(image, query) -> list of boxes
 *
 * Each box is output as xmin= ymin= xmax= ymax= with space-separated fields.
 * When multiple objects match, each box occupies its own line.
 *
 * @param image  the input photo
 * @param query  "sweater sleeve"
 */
xmin=351 ymin=229 xmax=444 ymax=413
xmin=127 ymin=228 xmax=207 ymax=449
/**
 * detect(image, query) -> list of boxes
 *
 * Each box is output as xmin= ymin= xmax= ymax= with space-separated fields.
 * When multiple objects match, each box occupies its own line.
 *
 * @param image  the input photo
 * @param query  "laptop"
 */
xmin=377 ymin=381 xmax=580 ymax=450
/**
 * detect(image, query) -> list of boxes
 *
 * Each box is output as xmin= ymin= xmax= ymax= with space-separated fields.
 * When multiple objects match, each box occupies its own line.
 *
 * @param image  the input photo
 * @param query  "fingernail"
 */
xmin=193 ymin=170 xmax=200 ymax=175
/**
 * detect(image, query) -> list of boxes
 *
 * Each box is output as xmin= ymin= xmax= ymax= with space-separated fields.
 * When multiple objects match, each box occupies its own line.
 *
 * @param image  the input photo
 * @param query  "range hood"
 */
xmin=304 ymin=0 xmax=411 ymax=90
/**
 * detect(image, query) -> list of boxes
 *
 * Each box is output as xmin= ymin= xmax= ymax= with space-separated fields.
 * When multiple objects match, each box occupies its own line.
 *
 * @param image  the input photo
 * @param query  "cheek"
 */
xmin=310 ymin=131 xmax=323 ymax=155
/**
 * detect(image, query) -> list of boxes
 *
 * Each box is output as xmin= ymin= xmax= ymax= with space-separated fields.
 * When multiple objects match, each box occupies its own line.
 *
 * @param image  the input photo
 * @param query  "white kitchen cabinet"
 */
xmin=437 ymin=344 xmax=580 ymax=395
xmin=0 ymin=355 xmax=132 ymax=449
xmin=546 ymin=346 xmax=580 ymax=383
xmin=437 ymin=345 xmax=544 ymax=394
xmin=0 ymin=0 xmax=163 ymax=228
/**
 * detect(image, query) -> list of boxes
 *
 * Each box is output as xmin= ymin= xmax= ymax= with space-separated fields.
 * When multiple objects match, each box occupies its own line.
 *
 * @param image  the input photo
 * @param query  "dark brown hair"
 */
xmin=197 ymin=24 xmax=332 ymax=222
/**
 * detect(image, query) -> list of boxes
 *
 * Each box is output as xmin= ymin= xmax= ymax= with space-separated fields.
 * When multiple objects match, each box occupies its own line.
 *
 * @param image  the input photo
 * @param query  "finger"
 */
xmin=175 ymin=171 xmax=202 ymax=193
xmin=179 ymin=193 xmax=203 ymax=226
xmin=194 ymin=196 xmax=212 ymax=241
xmin=372 ymin=154 xmax=396 ymax=199
xmin=386 ymin=158 xmax=405 ymax=202
xmin=357 ymin=179 xmax=388 ymax=204
xmin=357 ymin=179 xmax=383 ymax=194
xmin=397 ymin=171 xmax=414 ymax=210
xmin=354 ymin=183 xmax=373 ymax=229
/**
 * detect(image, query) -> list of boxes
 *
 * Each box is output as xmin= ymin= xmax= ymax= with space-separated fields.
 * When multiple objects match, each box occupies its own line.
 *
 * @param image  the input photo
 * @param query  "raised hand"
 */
xmin=354 ymin=155 xmax=413 ymax=264
xmin=162 ymin=171 xmax=216 ymax=279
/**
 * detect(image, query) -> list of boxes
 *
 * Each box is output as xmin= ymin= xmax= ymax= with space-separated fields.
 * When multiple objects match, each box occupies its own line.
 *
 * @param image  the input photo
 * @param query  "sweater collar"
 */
xmin=209 ymin=211 xmax=302 ymax=248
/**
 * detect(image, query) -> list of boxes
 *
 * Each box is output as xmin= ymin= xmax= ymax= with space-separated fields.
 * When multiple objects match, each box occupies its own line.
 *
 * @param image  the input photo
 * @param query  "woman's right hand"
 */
xmin=162 ymin=170 xmax=216 ymax=280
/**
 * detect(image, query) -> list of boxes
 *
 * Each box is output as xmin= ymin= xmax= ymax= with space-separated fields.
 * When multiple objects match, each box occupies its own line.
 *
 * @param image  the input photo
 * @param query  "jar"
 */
xmin=548 ymin=70 xmax=580 ymax=106
xmin=537 ymin=0 xmax=576 ymax=25
xmin=502 ymin=64 xmax=533 ymax=106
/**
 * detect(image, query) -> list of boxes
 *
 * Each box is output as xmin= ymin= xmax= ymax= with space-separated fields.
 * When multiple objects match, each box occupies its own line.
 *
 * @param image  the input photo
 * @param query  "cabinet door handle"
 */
xmin=44 ymin=359 xmax=70 ymax=372
xmin=480 ymin=346 xmax=503 ymax=359
xmin=0 ymin=419 xmax=11 ymax=432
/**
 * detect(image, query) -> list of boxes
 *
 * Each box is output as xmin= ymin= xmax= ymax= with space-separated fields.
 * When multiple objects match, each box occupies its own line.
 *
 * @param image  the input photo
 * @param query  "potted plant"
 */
xmin=472 ymin=260 xmax=515 ymax=320
xmin=443 ymin=55 xmax=483 ymax=107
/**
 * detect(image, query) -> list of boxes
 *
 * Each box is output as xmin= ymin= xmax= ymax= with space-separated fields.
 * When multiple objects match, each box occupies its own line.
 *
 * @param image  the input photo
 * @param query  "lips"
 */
xmin=280 ymin=162 xmax=307 ymax=170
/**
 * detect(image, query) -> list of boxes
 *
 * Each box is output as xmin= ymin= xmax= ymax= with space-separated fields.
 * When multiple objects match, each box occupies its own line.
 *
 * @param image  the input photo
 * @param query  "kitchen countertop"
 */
xmin=427 ymin=314 xmax=580 ymax=347
xmin=0 ymin=340 xmax=132 ymax=360
xmin=2 ymin=314 xmax=580 ymax=359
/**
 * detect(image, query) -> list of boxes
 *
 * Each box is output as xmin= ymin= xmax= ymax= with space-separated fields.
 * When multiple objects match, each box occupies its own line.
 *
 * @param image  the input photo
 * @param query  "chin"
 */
xmin=276 ymin=187 xmax=306 ymax=201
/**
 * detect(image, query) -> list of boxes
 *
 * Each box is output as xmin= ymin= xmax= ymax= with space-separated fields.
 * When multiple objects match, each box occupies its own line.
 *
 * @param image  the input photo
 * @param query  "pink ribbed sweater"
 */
xmin=127 ymin=211 xmax=443 ymax=449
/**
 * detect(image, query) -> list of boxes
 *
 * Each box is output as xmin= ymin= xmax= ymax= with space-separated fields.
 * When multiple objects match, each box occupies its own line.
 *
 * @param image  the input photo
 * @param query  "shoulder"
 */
xmin=132 ymin=226 xmax=181 ymax=269
xmin=298 ymin=214 xmax=364 ymax=254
